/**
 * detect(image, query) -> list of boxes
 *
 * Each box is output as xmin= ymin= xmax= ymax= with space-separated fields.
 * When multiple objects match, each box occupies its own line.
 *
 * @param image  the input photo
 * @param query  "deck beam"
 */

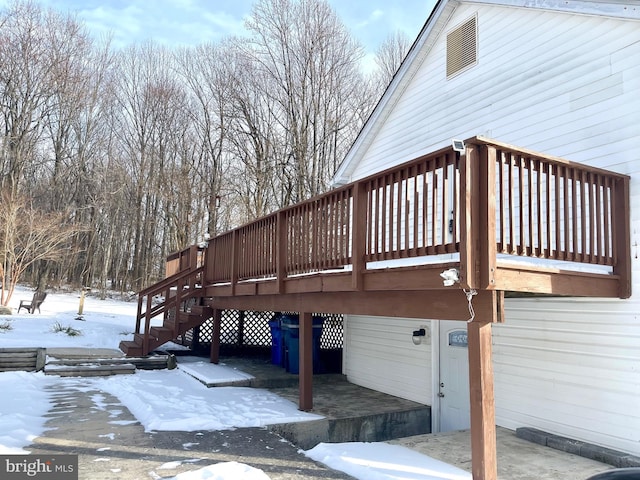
xmin=211 ymin=289 xmax=502 ymax=323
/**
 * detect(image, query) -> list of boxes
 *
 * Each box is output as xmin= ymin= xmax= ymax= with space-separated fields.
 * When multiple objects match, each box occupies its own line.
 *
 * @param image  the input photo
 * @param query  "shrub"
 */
xmin=51 ymin=321 xmax=82 ymax=336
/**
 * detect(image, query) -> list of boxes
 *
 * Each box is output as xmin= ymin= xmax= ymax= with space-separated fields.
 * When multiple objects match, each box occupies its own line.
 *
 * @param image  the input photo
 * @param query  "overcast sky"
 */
xmin=4 ymin=0 xmax=436 ymax=60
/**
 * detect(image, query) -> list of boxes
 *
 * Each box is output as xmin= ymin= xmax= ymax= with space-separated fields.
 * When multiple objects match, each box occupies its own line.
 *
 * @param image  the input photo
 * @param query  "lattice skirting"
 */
xmin=178 ymin=310 xmax=343 ymax=350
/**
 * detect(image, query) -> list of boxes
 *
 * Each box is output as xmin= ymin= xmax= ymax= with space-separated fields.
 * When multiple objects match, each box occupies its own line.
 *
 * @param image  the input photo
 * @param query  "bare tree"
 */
xmin=374 ymin=30 xmax=412 ymax=90
xmin=112 ymin=43 xmax=197 ymax=288
xmin=245 ymin=0 xmax=367 ymax=203
xmin=0 ymin=0 xmax=381 ymax=294
xmin=0 ymin=1 xmax=57 ymax=194
xmin=0 ymin=192 xmax=83 ymax=305
xmin=175 ymin=42 xmax=231 ymax=236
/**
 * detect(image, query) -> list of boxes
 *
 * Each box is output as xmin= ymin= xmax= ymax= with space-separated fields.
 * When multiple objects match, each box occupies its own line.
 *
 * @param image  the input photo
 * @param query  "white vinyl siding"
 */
xmin=343 ymin=315 xmax=432 ymax=404
xmin=494 ymin=298 xmax=640 ymax=455
xmin=493 ymin=157 xmax=640 ymax=455
xmin=349 ymin=5 xmax=640 ymax=180
xmin=340 ymin=1 xmax=640 ymax=456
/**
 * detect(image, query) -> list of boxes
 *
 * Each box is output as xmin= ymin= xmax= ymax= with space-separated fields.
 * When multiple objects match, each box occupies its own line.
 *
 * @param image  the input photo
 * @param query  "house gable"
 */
xmin=334 ymin=0 xmax=640 ymax=184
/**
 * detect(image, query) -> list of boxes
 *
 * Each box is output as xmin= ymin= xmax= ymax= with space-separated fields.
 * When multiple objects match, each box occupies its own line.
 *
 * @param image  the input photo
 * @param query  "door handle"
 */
xmin=438 ymin=392 xmax=445 ymax=397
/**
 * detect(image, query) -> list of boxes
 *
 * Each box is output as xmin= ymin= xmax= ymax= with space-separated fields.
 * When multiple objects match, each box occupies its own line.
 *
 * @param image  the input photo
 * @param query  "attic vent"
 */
xmin=446 ymin=16 xmax=477 ymax=78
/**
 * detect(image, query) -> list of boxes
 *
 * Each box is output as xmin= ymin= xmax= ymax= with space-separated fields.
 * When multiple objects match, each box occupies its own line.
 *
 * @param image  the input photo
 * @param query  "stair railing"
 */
xmin=135 ymin=265 xmax=205 ymax=355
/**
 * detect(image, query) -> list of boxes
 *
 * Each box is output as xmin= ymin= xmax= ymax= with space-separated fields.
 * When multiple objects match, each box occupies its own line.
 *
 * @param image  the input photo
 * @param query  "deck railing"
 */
xmin=165 ymin=244 xmax=205 ymax=277
xmin=201 ymin=137 xmax=629 ymax=297
xmin=488 ymin=141 xmax=620 ymax=265
xmin=135 ymin=265 xmax=204 ymax=355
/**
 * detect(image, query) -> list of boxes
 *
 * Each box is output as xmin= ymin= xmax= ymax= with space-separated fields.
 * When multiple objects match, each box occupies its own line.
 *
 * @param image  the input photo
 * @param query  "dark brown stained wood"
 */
xmin=211 ymin=289 xmax=502 ymax=323
xmin=209 ymin=309 xmax=222 ymax=364
xmin=518 ymin=154 xmax=525 ymax=255
xmin=459 ymin=144 xmax=479 ymax=289
xmin=493 ymin=264 xmax=620 ymax=297
xmin=230 ymin=230 xmax=238 ymax=296
xmin=299 ymin=312 xmax=313 ymax=411
xmin=480 ymin=146 xmax=497 ymax=289
xmin=130 ymin=138 xmax=631 ymax=480
xmin=277 ymin=211 xmax=286 ymax=293
xmin=352 ymin=182 xmax=367 ymax=290
xmin=362 ymin=263 xmax=461 ymax=291
xmin=468 ymin=320 xmax=497 ymax=480
xmin=203 ymin=138 xmax=627 ymax=299
xmin=613 ymin=176 xmax=631 ymax=298
xmin=545 ymin=161 xmax=552 ymax=258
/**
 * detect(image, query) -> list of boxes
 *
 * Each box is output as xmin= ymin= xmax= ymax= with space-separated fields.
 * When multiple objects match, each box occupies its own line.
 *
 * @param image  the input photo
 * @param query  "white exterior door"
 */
xmin=438 ymin=320 xmax=470 ymax=431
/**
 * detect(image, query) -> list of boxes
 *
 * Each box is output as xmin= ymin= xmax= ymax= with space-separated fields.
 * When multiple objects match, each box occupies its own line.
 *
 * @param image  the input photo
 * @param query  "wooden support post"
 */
xmin=238 ymin=310 xmax=246 ymax=345
xmin=467 ymin=319 xmax=498 ymax=480
xmin=299 ymin=312 xmax=313 ymax=411
xmin=210 ymin=309 xmax=222 ymax=364
xmin=192 ymin=326 xmax=201 ymax=351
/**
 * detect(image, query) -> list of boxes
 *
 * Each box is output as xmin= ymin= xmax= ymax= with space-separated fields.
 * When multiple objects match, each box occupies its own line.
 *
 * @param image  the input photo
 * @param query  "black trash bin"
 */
xmin=585 ymin=469 xmax=640 ymax=480
xmin=281 ymin=314 xmax=324 ymax=374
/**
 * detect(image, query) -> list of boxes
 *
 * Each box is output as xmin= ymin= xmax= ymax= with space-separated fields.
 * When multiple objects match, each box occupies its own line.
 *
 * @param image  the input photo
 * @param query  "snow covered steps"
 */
xmin=0 ymin=347 xmax=46 ymax=372
xmin=43 ymin=348 xmax=177 ymax=377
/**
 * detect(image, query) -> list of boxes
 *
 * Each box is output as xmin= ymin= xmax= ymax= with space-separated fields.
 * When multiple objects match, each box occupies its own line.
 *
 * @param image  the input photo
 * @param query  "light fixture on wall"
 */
xmin=452 ymin=138 xmax=465 ymax=153
xmin=412 ymin=328 xmax=427 ymax=345
xmin=440 ymin=268 xmax=460 ymax=287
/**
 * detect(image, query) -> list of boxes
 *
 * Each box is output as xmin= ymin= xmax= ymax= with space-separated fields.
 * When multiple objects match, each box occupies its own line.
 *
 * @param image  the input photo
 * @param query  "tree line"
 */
xmin=0 ymin=0 xmax=411 ymax=303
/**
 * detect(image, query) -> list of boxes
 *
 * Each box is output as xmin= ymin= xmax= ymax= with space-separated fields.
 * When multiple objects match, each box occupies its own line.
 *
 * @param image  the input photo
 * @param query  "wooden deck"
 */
xmin=122 ymin=137 xmax=631 ymax=480
xmin=202 ymin=137 xmax=629 ymax=316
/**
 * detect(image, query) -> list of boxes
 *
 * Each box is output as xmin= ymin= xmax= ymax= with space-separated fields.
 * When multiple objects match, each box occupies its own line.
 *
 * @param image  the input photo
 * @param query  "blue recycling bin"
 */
xmin=269 ymin=315 xmax=284 ymax=366
xmin=281 ymin=315 xmax=324 ymax=374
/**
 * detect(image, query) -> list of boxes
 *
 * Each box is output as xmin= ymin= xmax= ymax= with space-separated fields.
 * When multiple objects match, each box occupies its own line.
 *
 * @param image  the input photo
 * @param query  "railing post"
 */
xmin=277 ymin=211 xmax=287 ymax=294
xmin=135 ymin=296 xmax=143 ymax=334
xmin=352 ymin=182 xmax=367 ymax=290
xmin=143 ymin=294 xmax=153 ymax=356
xmin=204 ymin=238 xmax=215 ymax=286
xmin=479 ymin=145 xmax=497 ymax=290
xmin=459 ymin=144 xmax=480 ymax=289
xmin=614 ymin=176 xmax=631 ymax=299
xmin=189 ymin=245 xmax=198 ymax=288
xmin=231 ymin=230 xmax=238 ymax=296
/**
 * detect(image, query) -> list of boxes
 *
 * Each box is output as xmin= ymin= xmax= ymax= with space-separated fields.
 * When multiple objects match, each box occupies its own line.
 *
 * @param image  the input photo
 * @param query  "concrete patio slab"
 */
xmin=390 ymin=427 xmax=613 ymax=480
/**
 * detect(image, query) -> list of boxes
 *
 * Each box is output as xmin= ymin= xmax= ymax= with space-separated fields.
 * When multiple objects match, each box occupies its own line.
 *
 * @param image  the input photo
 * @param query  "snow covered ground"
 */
xmin=0 ymin=285 xmax=470 ymax=480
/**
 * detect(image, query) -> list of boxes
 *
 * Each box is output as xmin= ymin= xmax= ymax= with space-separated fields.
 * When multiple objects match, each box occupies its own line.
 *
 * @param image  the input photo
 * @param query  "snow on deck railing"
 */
xmin=198 ymin=138 xmax=630 ymax=296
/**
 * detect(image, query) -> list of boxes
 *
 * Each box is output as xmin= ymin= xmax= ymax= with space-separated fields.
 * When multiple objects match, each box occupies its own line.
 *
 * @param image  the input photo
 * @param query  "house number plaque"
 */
xmin=448 ymin=330 xmax=468 ymax=347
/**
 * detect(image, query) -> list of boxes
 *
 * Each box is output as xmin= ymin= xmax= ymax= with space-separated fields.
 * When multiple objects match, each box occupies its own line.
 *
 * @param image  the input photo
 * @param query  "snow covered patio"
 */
xmin=0 ymin=287 xmax=617 ymax=479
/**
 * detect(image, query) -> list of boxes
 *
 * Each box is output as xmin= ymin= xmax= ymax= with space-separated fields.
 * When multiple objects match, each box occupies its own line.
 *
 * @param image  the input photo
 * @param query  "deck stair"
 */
xmin=0 ymin=347 xmax=46 ymax=372
xmin=44 ymin=355 xmax=177 ymax=377
xmin=45 ymin=357 xmax=137 ymax=377
xmin=119 ymin=264 xmax=212 ymax=357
